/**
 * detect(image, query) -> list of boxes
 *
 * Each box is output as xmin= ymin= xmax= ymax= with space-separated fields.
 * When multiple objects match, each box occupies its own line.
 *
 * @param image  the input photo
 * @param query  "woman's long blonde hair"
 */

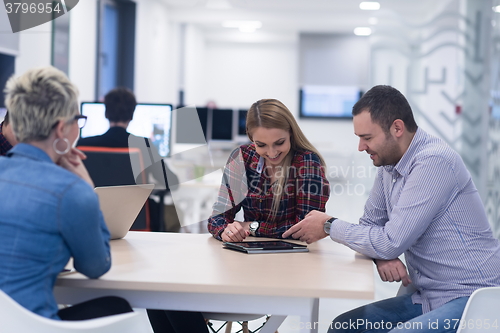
xmin=246 ymin=99 xmax=325 ymax=220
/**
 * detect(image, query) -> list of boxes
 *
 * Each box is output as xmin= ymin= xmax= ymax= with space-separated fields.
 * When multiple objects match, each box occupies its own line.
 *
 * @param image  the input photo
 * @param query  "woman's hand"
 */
xmin=58 ymin=148 xmax=95 ymax=188
xmin=221 ymin=221 xmax=251 ymax=242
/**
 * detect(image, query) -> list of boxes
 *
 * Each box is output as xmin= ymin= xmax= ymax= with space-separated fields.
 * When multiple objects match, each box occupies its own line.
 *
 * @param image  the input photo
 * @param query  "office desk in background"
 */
xmin=55 ymin=232 xmax=374 ymax=333
xmin=169 ymin=169 xmax=221 ymax=231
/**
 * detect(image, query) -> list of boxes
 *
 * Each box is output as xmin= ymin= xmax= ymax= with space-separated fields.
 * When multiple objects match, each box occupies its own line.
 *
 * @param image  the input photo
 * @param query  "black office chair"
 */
xmin=78 ymin=146 xmax=152 ymax=231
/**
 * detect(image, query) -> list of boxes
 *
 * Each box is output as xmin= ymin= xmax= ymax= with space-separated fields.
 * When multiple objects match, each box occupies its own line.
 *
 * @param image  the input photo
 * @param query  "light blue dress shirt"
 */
xmin=0 ymin=143 xmax=111 ymax=319
xmin=331 ymin=128 xmax=500 ymax=313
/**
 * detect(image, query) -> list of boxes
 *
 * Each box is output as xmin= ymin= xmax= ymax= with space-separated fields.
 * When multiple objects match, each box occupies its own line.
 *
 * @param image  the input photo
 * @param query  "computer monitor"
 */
xmin=175 ymin=106 xmax=208 ymax=144
xmin=211 ymin=108 xmax=234 ymax=141
xmin=0 ymin=108 xmax=6 ymax=122
xmin=299 ymin=85 xmax=361 ymax=119
xmin=237 ymin=109 xmax=248 ymax=136
xmin=80 ymin=102 xmax=173 ymax=157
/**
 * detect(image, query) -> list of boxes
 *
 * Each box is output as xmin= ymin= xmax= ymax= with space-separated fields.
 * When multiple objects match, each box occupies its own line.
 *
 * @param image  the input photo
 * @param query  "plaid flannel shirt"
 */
xmin=208 ymin=144 xmax=330 ymax=240
xmin=0 ymin=122 xmax=13 ymax=156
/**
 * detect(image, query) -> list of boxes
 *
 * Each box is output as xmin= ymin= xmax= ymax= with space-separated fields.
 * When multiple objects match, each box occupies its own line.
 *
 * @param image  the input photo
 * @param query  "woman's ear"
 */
xmin=54 ymin=119 xmax=67 ymax=139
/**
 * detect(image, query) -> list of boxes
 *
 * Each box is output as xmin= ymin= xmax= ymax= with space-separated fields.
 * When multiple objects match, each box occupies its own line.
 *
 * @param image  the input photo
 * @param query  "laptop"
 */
xmin=223 ymin=240 xmax=309 ymax=254
xmin=94 ymin=184 xmax=155 ymax=239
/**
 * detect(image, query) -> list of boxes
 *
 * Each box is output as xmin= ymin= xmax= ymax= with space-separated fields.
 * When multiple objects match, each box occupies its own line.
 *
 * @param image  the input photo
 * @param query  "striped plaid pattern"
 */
xmin=0 ymin=122 xmax=13 ymax=156
xmin=330 ymin=128 xmax=500 ymax=313
xmin=208 ymin=144 xmax=330 ymax=240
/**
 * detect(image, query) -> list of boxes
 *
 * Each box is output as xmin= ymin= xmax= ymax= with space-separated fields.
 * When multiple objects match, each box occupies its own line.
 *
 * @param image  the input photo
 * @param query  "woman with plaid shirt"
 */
xmin=208 ymin=99 xmax=330 ymax=242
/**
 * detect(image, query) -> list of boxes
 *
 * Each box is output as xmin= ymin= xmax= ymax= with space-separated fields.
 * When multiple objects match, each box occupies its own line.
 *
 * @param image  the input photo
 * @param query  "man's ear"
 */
xmin=391 ymin=119 xmax=405 ymax=138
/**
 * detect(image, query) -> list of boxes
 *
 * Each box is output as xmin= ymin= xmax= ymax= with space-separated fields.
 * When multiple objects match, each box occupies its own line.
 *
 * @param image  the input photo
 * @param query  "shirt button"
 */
xmin=393 ymin=178 xmax=397 ymax=183
xmin=415 ymin=270 xmax=419 ymax=274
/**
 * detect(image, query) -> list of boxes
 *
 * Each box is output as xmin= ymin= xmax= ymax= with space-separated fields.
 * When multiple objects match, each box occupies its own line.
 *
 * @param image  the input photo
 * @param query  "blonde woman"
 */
xmin=208 ymin=99 xmax=330 ymax=242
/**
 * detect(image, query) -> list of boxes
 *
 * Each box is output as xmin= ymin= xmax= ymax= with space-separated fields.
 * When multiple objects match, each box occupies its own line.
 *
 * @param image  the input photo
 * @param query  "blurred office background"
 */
xmin=1 ymin=0 xmax=500 ymax=330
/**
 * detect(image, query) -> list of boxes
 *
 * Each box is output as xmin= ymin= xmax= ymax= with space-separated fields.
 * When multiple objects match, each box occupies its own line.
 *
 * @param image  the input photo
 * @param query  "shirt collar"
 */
xmin=107 ymin=126 xmax=128 ymax=134
xmin=383 ymin=127 xmax=425 ymax=177
xmin=7 ymin=143 xmax=53 ymax=164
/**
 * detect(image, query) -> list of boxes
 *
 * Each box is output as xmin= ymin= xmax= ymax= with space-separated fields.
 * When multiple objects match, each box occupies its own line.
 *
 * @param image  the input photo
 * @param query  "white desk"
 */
xmin=55 ymin=232 xmax=374 ymax=333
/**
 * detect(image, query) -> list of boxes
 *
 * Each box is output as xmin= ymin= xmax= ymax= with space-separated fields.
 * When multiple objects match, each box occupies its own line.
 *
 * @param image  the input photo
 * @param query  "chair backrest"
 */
xmin=456 ymin=287 xmax=500 ymax=333
xmin=0 ymin=289 xmax=153 ymax=333
xmin=78 ymin=146 xmax=151 ymax=231
xmin=78 ymin=146 xmax=147 ymax=186
xmin=396 ymin=283 xmax=417 ymax=297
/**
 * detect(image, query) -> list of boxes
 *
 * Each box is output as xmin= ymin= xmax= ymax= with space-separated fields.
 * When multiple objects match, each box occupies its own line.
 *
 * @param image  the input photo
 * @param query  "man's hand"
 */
xmin=375 ymin=258 xmax=412 ymax=287
xmin=282 ymin=210 xmax=331 ymax=244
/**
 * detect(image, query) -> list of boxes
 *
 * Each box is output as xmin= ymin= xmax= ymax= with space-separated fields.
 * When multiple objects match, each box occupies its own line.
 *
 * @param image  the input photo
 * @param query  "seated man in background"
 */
xmin=0 ymin=112 xmax=18 ymax=156
xmin=77 ymin=87 xmax=207 ymax=333
xmin=284 ymin=85 xmax=500 ymax=333
xmin=77 ymin=87 xmax=180 ymax=231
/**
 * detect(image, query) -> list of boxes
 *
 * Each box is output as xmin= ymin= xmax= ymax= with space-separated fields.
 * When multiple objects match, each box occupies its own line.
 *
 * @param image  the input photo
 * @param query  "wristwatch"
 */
xmin=249 ymin=221 xmax=259 ymax=236
xmin=323 ymin=217 xmax=337 ymax=235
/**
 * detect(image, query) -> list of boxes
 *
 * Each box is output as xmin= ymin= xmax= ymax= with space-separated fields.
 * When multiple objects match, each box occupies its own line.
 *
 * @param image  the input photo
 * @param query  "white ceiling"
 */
xmin=161 ymin=0 xmax=450 ymax=35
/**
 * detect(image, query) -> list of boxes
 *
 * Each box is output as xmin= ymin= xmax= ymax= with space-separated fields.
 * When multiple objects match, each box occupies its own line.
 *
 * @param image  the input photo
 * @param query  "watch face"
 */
xmin=250 ymin=221 xmax=259 ymax=231
xmin=324 ymin=221 xmax=331 ymax=234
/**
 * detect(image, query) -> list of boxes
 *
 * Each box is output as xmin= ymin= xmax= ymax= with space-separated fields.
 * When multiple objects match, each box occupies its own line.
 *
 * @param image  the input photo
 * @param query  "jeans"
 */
xmin=327 ymin=294 xmax=469 ymax=333
xmin=147 ymin=309 xmax=209 ymax=333
xmin=58 ymin=296 xmax=133 ymax=321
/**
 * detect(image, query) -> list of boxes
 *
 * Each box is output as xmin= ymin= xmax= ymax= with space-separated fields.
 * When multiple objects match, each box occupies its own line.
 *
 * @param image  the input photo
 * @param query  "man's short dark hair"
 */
xmin=104 ymin=87 xmax=137 ymax=123
xmin=352 ymin=85 xmax=418 ymax=133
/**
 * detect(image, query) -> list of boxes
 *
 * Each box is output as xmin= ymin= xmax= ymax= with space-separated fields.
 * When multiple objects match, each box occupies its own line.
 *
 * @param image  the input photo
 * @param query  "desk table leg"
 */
xmin=259 ymin=315 xmax=286 ymax=333
xmin=299 ymin=298 xmax=319 ymax=333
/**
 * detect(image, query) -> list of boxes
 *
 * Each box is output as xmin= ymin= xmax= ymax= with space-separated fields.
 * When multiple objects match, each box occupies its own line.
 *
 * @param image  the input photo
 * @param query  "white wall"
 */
xmin=202 ymin=39 xmax=298 ymax=110
xmin=135 ymin=0 xmax=178 ymax=104
xmin=11 ymin=0 xmax=178 ymax=105
xmin=14 ymin=22 xmax=52 ymax=76
xmin=179 ymin=29 xmax=368 ymax=165
xmin=68 ymin=0 xmax=98 ymax=102
xmin=0 ymin=7 xmax=19 ymax=56
xmin=297 ymin=33 xmax=371 ymax=156
xmin=183 ymin=24 xmax=208 ymax=107
xmin=299 ymin=34 xmax=370 ymax=88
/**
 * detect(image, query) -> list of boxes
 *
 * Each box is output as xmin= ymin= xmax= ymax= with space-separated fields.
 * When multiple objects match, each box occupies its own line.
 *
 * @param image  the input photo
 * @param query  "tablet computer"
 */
xmin=223 ymin=240 xmax=308 ymax=254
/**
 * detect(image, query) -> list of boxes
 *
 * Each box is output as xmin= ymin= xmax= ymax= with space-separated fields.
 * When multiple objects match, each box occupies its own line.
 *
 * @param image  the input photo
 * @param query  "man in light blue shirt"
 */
xmin=284 ymin=85 xmax=500 ymax=333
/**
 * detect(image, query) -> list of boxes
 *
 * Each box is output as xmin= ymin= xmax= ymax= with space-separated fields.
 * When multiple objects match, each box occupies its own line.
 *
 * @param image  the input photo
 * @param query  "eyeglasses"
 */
xmin=51 ymin=115 xmax=88 ymax=129
xmin=73 ymin=115 xmax=87 ymax=129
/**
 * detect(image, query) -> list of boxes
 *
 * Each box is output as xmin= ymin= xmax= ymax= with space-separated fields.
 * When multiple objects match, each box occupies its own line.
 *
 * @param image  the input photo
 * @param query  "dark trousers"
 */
xmin=58 ymin=296 xmax=133 ymax=321
xmin=147 ymin=309 xmax=209 ymax=333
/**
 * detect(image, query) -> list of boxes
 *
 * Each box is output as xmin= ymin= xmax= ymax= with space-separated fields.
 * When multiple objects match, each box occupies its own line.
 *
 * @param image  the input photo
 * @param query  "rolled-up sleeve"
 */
xmin=208 ymin=148 xmax=248 ymax=240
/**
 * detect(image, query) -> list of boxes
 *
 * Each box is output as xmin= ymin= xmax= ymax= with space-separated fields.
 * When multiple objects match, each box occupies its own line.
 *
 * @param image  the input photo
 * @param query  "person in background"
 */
xmin=0 ymin=112 xmax=18 ymax=155
xmin=208 ymin=98 xmax=330 ymax=242
xmin=77 ymin=87 xmax=207 ymax=333
xmin=0 ymin=66 xmax=132 ymax=320
xmin=77 ymin=87 xmax=180 ymax=232
xmin=77 ymin=87 xmax=178 ymax=191
xmin=283 ymin=85 xmax=500 ymax=333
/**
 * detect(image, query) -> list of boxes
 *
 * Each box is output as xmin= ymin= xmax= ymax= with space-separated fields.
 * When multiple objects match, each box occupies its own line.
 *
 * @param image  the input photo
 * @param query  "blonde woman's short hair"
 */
xmin=4 ymin=66 xmax=79 ymax=143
